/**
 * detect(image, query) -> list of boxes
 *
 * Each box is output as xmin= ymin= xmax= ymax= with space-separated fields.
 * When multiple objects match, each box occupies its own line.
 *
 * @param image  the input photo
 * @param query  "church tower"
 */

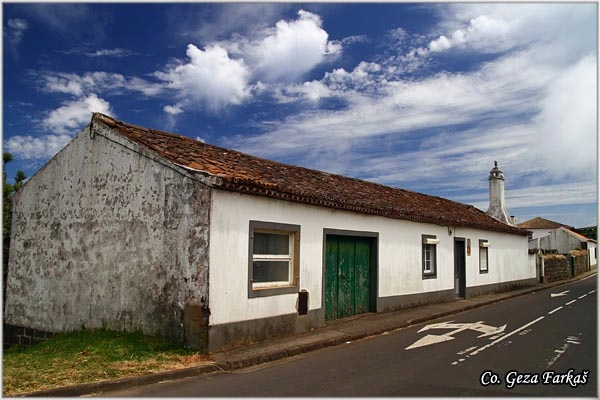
xmin=486 ymin=161 xmax=514 ymax=225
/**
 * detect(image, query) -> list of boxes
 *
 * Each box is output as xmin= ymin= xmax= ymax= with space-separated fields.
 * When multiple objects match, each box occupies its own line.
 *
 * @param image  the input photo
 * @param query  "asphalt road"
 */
xmin=104 ymin=274 xmax=597 ymax=397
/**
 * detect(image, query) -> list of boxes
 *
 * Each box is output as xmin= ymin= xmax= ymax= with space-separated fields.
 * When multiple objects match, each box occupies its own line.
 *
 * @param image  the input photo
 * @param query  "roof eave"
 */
xmin=217 ymin=179 xmax=530 ymax=236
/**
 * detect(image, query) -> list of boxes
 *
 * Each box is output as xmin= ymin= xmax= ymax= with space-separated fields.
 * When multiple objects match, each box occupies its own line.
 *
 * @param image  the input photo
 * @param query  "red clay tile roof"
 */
xmin=517 ymin=217 xmax=574 ymax=230
xmin=92 ymin=113 xmax=528 ymax=236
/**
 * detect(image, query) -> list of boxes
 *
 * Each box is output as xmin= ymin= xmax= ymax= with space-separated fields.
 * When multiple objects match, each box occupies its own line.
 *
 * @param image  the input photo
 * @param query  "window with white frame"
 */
xmin=248 ymin=221 xmax=300 ymax=297
xmin=479 ymin=239 xmax=490 ymax=273
xmin=422 ymin=234 xmax=438 ymax=279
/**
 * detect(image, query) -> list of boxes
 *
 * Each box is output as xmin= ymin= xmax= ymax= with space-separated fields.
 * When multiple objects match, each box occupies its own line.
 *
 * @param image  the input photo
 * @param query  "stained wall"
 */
xmin=4 ymin=123 xmax=211 ymax=348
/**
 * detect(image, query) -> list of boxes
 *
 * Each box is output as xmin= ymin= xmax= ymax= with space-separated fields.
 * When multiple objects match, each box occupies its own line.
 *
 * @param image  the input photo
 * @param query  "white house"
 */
xmin=4 ymin=113 xmax=534 ymax=352
xmin=538 ymin=227 xmax=596 ymax=256
xmin=518 ymin=217 xmax=597 ymax=268
xmin=517 ymin=217 xmax=575 ymax=240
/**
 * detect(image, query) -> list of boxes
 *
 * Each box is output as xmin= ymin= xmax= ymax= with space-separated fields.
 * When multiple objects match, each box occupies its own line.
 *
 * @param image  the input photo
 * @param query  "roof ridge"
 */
xmin=517 ymin=216 xmax=573 ymax=229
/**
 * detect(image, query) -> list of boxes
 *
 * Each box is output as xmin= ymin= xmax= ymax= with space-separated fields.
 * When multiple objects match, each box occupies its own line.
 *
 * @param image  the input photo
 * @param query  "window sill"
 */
xmin=249 ymin=284 xmax=299 ymax=298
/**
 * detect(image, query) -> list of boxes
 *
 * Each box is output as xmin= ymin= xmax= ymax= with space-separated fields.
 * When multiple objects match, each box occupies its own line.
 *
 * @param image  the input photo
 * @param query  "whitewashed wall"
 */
xmin=457 ymin=228 xmax=533 ymax=287
xmin=588 ymin=244 xmax=597 ymax=266
xmin=540 ymin=228 xmax=585 ymax=254
xmin=528 ymin=228 xmax=553 ymax=240
xmin=209 ymin=190 xmax=532 ymax=326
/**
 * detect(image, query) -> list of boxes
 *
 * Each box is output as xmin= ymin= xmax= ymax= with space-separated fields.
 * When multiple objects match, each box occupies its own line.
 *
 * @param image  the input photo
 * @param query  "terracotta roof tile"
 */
xmin=517 ymin=217 xmax=574 ymax=230
xmin=92 ymin=113 xmax=528 ymax=236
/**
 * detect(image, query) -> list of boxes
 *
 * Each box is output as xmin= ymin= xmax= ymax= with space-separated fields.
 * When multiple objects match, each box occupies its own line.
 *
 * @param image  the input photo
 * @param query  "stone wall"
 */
xmin=543 ymin=254 xmax=570 ymax=283
xmin=543 ymin=250 xmax=590 ymax=283
xmin=3 ymin=324 xmax=54 ymax=349
xmin=571 ymin=250 xmax=589 ymax=276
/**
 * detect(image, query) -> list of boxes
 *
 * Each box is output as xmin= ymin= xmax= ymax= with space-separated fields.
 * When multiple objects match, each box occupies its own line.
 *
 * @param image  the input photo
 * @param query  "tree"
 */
xmin=574 ymin=226 xmax=597 ymax=240
xmin=3 ymin=152 xmax=26 ymax=306
xmin=3 ymin=152 xmax=26 ymax=240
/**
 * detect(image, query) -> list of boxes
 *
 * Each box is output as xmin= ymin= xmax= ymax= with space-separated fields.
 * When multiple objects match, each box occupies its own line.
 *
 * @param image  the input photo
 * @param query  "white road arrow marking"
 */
xmin=406 ymin=321 xmax=507 ymax=350
xmin=472 ymin=322 xmax=507 ymax=338
xmin=551 ymin=290 xmax=570 ymax=297
xmin=406 ymin=333 xmax=455 ymax=349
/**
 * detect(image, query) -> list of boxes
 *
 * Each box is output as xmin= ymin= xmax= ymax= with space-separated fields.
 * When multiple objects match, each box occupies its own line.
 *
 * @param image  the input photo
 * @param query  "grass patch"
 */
xmin=2 ymin=329 xmax=209 ymax=396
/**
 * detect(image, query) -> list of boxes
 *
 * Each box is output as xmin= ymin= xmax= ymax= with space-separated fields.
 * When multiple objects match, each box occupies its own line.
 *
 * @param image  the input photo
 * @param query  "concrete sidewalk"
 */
xmin=24 ymin=270 xmax=596 ymax=397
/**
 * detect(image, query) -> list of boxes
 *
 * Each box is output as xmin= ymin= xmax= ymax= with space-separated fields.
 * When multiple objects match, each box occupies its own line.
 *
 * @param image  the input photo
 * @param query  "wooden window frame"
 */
xmin=248 ymin=221 xmax=300 ymax=298
xmin=479 ymin=239 xmax=489 ymax=273
xmin=422 ymin=234 xmax=438 ymax=279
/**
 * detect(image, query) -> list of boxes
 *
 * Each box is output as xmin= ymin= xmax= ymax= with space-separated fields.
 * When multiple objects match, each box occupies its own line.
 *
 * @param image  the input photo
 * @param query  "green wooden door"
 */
xmin=325 ymin=235 xmax=371 ymax=321
xmin=354 ymin=238 xmax=371 ymax=314
xmin=325 ymin=236 xmax=339 ymax=321
xmin=337 ymin=236 xmax=356 ymax=318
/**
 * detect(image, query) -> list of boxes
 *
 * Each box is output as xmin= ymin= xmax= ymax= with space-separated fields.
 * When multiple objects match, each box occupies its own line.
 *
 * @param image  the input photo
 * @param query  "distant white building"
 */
xmin=518 ymin=218 xmax=597 ymax=267
xmin=517 ymin=217 xmax=574 ymax=240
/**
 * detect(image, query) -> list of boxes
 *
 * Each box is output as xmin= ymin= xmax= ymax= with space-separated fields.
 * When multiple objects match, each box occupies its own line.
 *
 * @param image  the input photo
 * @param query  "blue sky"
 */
xmin=2 ymin=2 xmax=598 ymax=228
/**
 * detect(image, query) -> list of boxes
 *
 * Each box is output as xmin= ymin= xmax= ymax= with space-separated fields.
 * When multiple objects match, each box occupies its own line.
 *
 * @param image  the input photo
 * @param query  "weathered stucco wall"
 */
xmin=208 ymin=190 xmax=533 ymax=343
xmin=209 ymin=189 xmax=456 ymax=329
xmin=4 ymin=123 xmax=211 ymax=348
xmin=588 ymin=245 xmax=597 ymax=267
xmin=528 ymin=228 xmax=553 ymax=240
xmin=539 ymin=228 xmax=585 ymax=254
xmin=461 ymin=228 xmax=533 ymax=287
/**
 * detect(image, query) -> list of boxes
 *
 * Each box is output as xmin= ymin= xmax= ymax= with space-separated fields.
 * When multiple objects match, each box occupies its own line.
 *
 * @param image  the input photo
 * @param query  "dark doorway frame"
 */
xmin=454 ymin=238 xmax=466 ymax=298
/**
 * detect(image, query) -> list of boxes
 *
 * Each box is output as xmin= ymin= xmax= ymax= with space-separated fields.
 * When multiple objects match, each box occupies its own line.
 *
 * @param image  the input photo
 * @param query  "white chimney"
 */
xmin=486 ymin=161 xmax=514 ymax=226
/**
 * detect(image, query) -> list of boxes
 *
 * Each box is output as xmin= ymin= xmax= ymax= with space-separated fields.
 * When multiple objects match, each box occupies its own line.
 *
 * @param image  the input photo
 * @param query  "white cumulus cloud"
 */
xmin=43 ymin=94 xmax=112 ymax=134
xmin=163 ymin=104 xmax=184 ymax=115
xmin=429 ymin=14 xmax=512 ymax=53
xmin=250 ymin=10 xmax=342 ymax=82
xmin=5 ymin=133 xmax=73 ymax=161
xmin=7 ymin=94 xmax=113 ymax=160
xmin=155 ymin=44 xmax=250 ymax=111
xmin=154 ymin=9 xmax=341 ymax=113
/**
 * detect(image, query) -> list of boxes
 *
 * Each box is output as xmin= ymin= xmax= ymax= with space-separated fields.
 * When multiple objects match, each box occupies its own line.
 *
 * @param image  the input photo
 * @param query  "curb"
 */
xmin=19 ymin=271 xmax=596 ymax=397
xmin=23 ymin=363 xmax=224 ymax=397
